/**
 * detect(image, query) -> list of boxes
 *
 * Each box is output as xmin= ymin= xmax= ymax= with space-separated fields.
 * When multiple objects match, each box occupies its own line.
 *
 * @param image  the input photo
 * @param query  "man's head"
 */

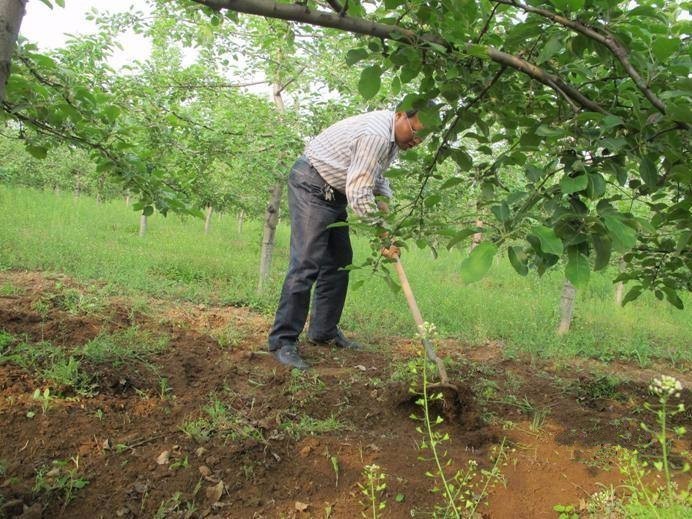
xmin=394 ymin=110 xmax=424 ymax=150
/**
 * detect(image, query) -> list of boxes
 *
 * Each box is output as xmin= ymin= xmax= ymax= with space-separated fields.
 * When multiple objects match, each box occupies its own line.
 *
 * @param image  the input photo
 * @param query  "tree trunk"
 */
xmin=139 ymin=214 xmax=147 ymax=237
xmin=257 ymin=81 xmax=287 ymax=291
xmin=204 ymin=205 xmax=213 ymax=235
xmin=470 ymin=218 xmax=483 ymax=251
xmin=0 ymin=0 xmax=26 ymax=102
xmin=614 ymin=258 xmax=625 ymax=305
xmin=237 ymin=209 xmax=245 ymax=234
xmin=125 ymin=194 xmax=131 ymax=206
xmin=557 ymin=280 xmax=576 ymax=335
xmin=258 ymin=181 xmax=283 ymax=291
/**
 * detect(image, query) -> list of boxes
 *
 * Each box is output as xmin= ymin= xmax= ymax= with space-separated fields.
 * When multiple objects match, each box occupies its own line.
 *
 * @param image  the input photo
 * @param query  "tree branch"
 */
xmin=493 ymin=0 xmax=668 ymax=115
xmin=192 ymin=0 xmax=604 ymax=112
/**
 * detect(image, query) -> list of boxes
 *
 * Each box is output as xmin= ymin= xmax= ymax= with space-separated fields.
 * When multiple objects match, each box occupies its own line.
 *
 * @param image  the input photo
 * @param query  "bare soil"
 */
xmin=0 ymin=270 xmax=690 ymax=518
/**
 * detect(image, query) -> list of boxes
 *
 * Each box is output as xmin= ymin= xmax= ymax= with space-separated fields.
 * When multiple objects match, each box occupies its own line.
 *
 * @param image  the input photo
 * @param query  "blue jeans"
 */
xmin=268 ymin=156 xmax=352 ymax=351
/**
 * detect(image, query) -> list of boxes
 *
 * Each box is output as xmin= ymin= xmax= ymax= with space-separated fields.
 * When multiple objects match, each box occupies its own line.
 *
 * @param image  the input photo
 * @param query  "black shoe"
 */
xmin=272 ymin=344 xmax=309 ymax=370
xmin=308 ymin=329 xmax=361 ymax=350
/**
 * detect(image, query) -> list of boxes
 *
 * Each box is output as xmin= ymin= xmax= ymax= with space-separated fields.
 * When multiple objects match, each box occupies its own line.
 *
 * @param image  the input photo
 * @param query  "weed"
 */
xmin=42 ymin=356 xmax=94 ymax=395
xmin=530 ymin=407 xmax=550 ymax=433
xmin=79 ymin=327 xmax=168 ymax=368
xmin=180 ymin=395 xmax=264 ymax=444
xmin=170 ymin=455 xmax=189 ymax=471
xmin=409 ymin=324 xmax=508 ymax=517
xmin=94 ymin=409 xmax=104 ymax=421
xmin=280 ymin=415 xmax=346 ymax=440
xmin=0 ymin=282 xmax=21 ymax=296
xmin=576 ymin=374 xmax=622 ymax=403
xmin=45 ymin=283 xmax=103 ymax=315
xmin=553 ymin=503 xmax=578 ymax=518
xmin=212 ymin=324 xmax=246 ymax=349
xmin=32 ymin=388 xmax=54 ymax=414
xmin=358 ymin=464 xmax=387 ymax=519
xmin=0 ymin=330 xmax=13 ymax=351
xmin=34 ymin=457 xmax=89 ymax=506
xmin=158 ymin=377 xmax=173 ymax=400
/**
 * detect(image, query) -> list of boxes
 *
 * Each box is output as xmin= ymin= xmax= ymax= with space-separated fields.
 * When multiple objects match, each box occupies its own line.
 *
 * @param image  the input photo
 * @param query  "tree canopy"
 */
xmin=1 ymin=0 xmax=689 ymax=306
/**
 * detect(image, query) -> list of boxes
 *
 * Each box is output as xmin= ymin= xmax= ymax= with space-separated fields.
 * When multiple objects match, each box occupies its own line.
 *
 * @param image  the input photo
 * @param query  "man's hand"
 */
xmin=381 ymin=244 xmax=400 ymax=259
xmin=379 ymin=230 xmax=400 ymax=259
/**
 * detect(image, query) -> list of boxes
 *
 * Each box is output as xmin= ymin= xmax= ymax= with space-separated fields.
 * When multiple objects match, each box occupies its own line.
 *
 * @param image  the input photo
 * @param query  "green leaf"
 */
xmin=531 ymin=225 xmax=563 ymax=256
xmin=424 ymin=194 xmax=441 ymax=207
xmin=447 ymin=228 xmax=478 ymax=249
xmin=491 ymin=203 xmax=510 ymax=222
xmin=565 ymin=250 xmax=590 ymax=288
xmin=26 ymin=145 xmax=48 ymax=159
xmin=142 ymin=206 xmax=154 ymax=217
xmin=591 ymin=234 xmax=612 ymax=271
xmin=358 ymin=65 xmax=382 ymax=100
xmin=621 ymin=285 xmax=642 ymax=306
xmin=508 ymin=246 xmax=528 ymax=276
xmin=536 ymin=36 xmax=562 ymax=65
xmin=535 ymin=125 xmax=566 ymax=138
xmin=652 ymin=38 xmax=680 ymax=61
xmin=603 ymin=215 xmax=636 ymax=251
xmin=440 ymin=177 xmax=463 ymax=189
xmin=345 ymin=48 xmax=368 ymax=66
xmin=560 ymin=173 xmax=588 ymax=194
xmin=667 ymin=102 xmax=692 ymax=124
xmin=639 ymin=156 xmax=658 ymax=189
xmin=661 ymin=287 xmax=684 ymax=309
xmin=460 ymin=242 xmax=497 ymax=284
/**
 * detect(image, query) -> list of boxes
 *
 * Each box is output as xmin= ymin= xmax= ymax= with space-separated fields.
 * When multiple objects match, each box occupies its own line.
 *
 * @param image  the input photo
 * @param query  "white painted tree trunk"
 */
xmin=258 ymin=182 xmax=283 ymax=291
xmin=237 ymin=210 xmax=245 ymax=234
xmin=557 ymin=280 xmax=576 ymax=335
xmin=125 ymin=194 xmax=131 ymax=206
xmin=204 ymin=205 xmax=213 ymax=235
xmin=0 ymin=0 xmax=26 ymax=102
xmin=139 ymin=214 xmax=148 ymax=237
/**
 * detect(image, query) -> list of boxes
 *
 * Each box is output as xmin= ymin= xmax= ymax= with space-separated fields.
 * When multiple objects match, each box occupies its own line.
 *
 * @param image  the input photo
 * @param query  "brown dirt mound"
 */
xmin=0 ymin=269 xmax=690 ymax=518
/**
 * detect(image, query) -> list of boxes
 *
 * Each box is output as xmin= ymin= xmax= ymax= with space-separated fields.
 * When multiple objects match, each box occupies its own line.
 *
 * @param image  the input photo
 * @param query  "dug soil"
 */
xmin=0 ymin=270 xmax=690 ymax=518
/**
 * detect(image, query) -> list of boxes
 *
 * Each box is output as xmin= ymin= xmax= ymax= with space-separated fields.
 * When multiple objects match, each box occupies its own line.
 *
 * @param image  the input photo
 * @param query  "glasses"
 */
xmin=405 ymin=116 xmax=418 ymax=138
xmin=404 ymin=116 xmax=426 ymax=144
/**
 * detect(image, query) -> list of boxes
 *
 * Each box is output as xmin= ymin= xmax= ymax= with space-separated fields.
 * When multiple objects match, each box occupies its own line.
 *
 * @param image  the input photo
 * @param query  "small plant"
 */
xmin=358 ymin=464 xmax=387 ymax=519
xmin=409 ymin=323 xmax=508 ymax=517
xmin=34 ymin=457 xmax=89 ymax=506
xmin=615 ymin=375 xmax=690 ymax=516
xmin=32 ymin=387 xmax=54 ymax=414
xmin=553 ymin=503 xmax=578 ymax=518
xmin=94 ymin=408 xmax=104 ymax=421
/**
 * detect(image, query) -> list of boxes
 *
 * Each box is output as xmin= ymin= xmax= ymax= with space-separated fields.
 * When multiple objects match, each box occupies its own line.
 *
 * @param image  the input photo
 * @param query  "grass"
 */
xmin=0 ymin=185 xmax=690 ymax=364
xmin=0 ymin=326 xmax=168 ymax=395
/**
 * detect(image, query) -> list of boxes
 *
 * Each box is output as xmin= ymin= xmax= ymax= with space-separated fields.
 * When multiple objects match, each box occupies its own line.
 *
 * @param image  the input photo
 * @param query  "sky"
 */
xmin=20 ymin=0 xmax=153 ymax=68
xmin=18 ymin=0 xmax=271 ymax=96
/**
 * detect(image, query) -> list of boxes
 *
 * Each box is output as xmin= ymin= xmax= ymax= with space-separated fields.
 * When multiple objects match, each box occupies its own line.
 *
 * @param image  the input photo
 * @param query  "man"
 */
xmin=268 ymin=108 xmax=426 ymax=369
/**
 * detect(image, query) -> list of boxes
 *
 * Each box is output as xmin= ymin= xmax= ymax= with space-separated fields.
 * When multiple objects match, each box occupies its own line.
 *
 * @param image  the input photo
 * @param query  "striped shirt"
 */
xmin=305 ymin=110 xmax=399 ymax=218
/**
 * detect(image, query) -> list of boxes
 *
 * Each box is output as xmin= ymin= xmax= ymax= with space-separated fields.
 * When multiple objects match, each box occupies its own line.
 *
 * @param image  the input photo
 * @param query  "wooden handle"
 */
xmin=393 ymin=257 xmax=449 ymax=384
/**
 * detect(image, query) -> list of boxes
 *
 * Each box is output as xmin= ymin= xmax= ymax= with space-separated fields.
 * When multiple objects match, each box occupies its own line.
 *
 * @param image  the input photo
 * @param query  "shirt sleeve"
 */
xmin=374 ymin=175 xmax=393 ymax=199
xmin=345 ymin=134 xmax=391 ymax=218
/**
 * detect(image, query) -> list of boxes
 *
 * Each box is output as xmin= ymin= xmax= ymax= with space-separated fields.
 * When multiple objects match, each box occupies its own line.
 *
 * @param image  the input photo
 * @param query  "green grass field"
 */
xmin=1 ymin=186 xmax=689 ymax=365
